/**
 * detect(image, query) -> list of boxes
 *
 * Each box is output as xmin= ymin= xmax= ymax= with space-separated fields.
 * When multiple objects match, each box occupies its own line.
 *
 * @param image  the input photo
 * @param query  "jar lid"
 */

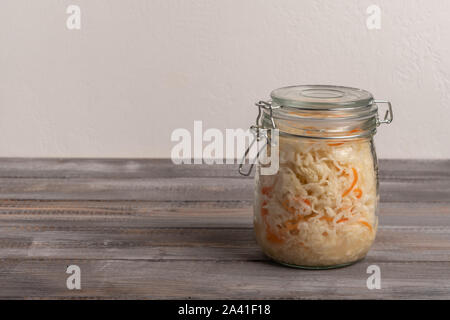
xmin=270 ymin=85 xmax=374 ymax=110
xmin=256 ymin=84 xmax=393 ymax=141
xmin=238 ymin=86 xmax=393 ymax=175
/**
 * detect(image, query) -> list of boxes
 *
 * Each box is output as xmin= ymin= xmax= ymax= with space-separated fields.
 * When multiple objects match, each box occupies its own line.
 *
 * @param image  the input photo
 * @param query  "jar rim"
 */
xmin=256 ymin=85 xmax=392 ymax=140
xmin=261 ymin=85 xmax=381 ymax=140
xmin=271 ymin=85 xmax=374 ymax=111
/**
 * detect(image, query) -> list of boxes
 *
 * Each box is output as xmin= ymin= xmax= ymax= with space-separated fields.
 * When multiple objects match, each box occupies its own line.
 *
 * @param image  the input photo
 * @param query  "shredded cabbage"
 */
xmin=254 ymin=136 xmax=378 ymax=267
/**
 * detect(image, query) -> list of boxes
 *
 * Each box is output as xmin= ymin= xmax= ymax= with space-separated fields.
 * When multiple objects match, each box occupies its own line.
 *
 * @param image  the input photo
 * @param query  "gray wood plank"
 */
xmin=0 ymin=259 xmax=449 ymax=299
xmin=0 ymin=201 xmax=448 ymax=263
xmin=0 ymin=158 xmax=249 ymax=179
xmin=0 ymin=176 xmax=448 ymax=202
xmin=0 ymin=200 xmax=448 ymax=228
xmin=0 ymin=159 xmax=448 ymax=202
xmin=0 ymin=158 xmax=448 ymax=180
xmin=0 ymin=159 xmax=448 ymax=299
xmin=381 ymin=180 xmax=450 ymax=203
xmin=379 ymin=159 xmax=450 ymax=180
xmin=0 ymin=224 xmax=448 ymax=263
xmin=0 ymin=177 xmax=253 ymax=201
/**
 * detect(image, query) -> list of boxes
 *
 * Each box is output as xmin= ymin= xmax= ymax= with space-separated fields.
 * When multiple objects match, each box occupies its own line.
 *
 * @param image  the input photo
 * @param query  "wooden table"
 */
xmin=0 ymin=159 xmax=449 ymax=299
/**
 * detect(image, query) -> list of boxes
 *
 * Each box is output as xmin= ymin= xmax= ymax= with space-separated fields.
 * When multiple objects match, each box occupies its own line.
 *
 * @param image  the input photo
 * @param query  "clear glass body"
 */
xmin=254 ymin=134 xmax=379 ymax=269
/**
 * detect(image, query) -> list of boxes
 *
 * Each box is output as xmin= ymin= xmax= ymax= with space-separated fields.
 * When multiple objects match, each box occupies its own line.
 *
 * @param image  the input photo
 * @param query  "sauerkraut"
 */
xmin=254 ymin=135 xmax=378 ymax=267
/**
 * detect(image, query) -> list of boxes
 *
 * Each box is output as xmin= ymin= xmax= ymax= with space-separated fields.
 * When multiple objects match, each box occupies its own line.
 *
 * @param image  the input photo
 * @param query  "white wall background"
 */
xmin=0 ymin=0 xmax=449 ymax=158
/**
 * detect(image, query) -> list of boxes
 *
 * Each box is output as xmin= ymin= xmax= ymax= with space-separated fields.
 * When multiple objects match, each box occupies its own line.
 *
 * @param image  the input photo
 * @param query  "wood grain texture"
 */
xmin=0 ymin=159 xmax=449 ymax=299
xmin=1 ymin=260 xmax=449 ymax=299
xmin=0 ymin=158 xmax=447 ymax=202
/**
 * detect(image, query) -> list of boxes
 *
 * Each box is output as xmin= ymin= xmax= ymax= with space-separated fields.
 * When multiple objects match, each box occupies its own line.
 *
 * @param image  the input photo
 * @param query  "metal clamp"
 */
xmin=374 ymin=100 xmax=393 ymax=125
xmin=255 ymin=100 xmax=278 ymax=129
xmin=238 ymin=101 xmax=278 ymax=176
xmin=238 ymin=126 xmax=266 ymax=176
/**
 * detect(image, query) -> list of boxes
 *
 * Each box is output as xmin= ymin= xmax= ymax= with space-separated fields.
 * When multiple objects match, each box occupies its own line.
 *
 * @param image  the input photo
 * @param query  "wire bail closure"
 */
xmin=238 ymin=101 xmax=278 ymax=176
xmin=374 ymin=100 xmax=393 ymax=126
xmin=238 ymin=98 xmax=393 ymax=176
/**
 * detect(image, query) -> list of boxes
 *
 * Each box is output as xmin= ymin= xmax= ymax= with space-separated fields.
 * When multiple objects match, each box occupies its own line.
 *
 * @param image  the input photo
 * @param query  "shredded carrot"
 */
xmin=342 ymin=168 xmax=358 ymax=197
xmin=328 ymin=143 xmax=344 ymax=147
xmin=353 ymin=188 xmax=363 ymax=199
xmin=281 ymin=199 xmax=296 ymax=214
xmin=261 ymin=207 xmax=284 ymax=243
xmin=319 ymin=216 xmax=333 ymax=222
xmin=292 ymin=195 xmax=311 ymax=207
xmin=284 ymin=217 xmax=301 ymax=231
xmin=282 ymin=196 xmax=311 ymax=214
xmin=262 ymin=195 xmax=312 ymax=243
xmin=261 ymin=207 xmax=268 ymax=217
xmin=304 ymin=126 xmax=317 ymax=134
xmin=284 ymin=222 xmax=297 ymax=231
xmin=358 ymin=220 xmax=373 ymax=232
xmin=266 ymin=228 xmax=285 ymax=243
xmin=283 ymin=213 xmax=318 ymax=232
xmin=261 ymin=186 xmax=273 ymax=196
xmin=338 ymin=206 xmax=350 ymax=213
xmin=337 ymin=218 xmax=348 ymax=223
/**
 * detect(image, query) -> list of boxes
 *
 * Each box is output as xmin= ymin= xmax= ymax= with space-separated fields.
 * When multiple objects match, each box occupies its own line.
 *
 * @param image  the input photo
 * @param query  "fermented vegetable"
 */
xmin=254 ymin=135 xmax=378 ymax=267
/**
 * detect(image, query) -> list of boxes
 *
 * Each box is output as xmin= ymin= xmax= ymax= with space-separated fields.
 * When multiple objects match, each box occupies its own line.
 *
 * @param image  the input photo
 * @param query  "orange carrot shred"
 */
xmin=320 ymin=216 xmax=333 ymax=222
xmin=284 ymin=222 xmax=297 ymax=231
xmin=284 ymin=217 xmax=301 ymax=231
xmin=328 ymin=143 xmax=344 ymax=147
xmin=342 ymin=168 xmax=358 ymax=197
xmin=261 ymin=186 xmax=273 ymax=196
xmin=358 ymin=220 xmax=373 ymax=232
xmin=261 ymin=207 xmax=269 ymax=216
xmin=266 ymin=228 xmax=284 ymax=243
xmin=304 ymin=126 xmax=317 ymax=134
xmin=293 ymin=195 xmax=311 ymax=207
xmin=353 ymin=188 xmax=363 ymax=199
xmin=281 ymin=199 xmax=295 ymax=214
xmin=337 ymin=218 xmax=348 ymax=223
xmin=260 ymin=207 xmax=284 ymax=243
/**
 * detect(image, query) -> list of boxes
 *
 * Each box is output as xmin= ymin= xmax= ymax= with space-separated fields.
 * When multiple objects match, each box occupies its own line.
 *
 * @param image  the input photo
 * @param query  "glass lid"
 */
xmin=270 ymin=85 xmax=374 ymax=110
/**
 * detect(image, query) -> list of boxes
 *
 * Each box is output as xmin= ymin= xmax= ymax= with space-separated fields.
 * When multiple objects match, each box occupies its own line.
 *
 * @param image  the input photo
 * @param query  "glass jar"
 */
xmin=240 ymin=85 xmax=393 ymax=269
